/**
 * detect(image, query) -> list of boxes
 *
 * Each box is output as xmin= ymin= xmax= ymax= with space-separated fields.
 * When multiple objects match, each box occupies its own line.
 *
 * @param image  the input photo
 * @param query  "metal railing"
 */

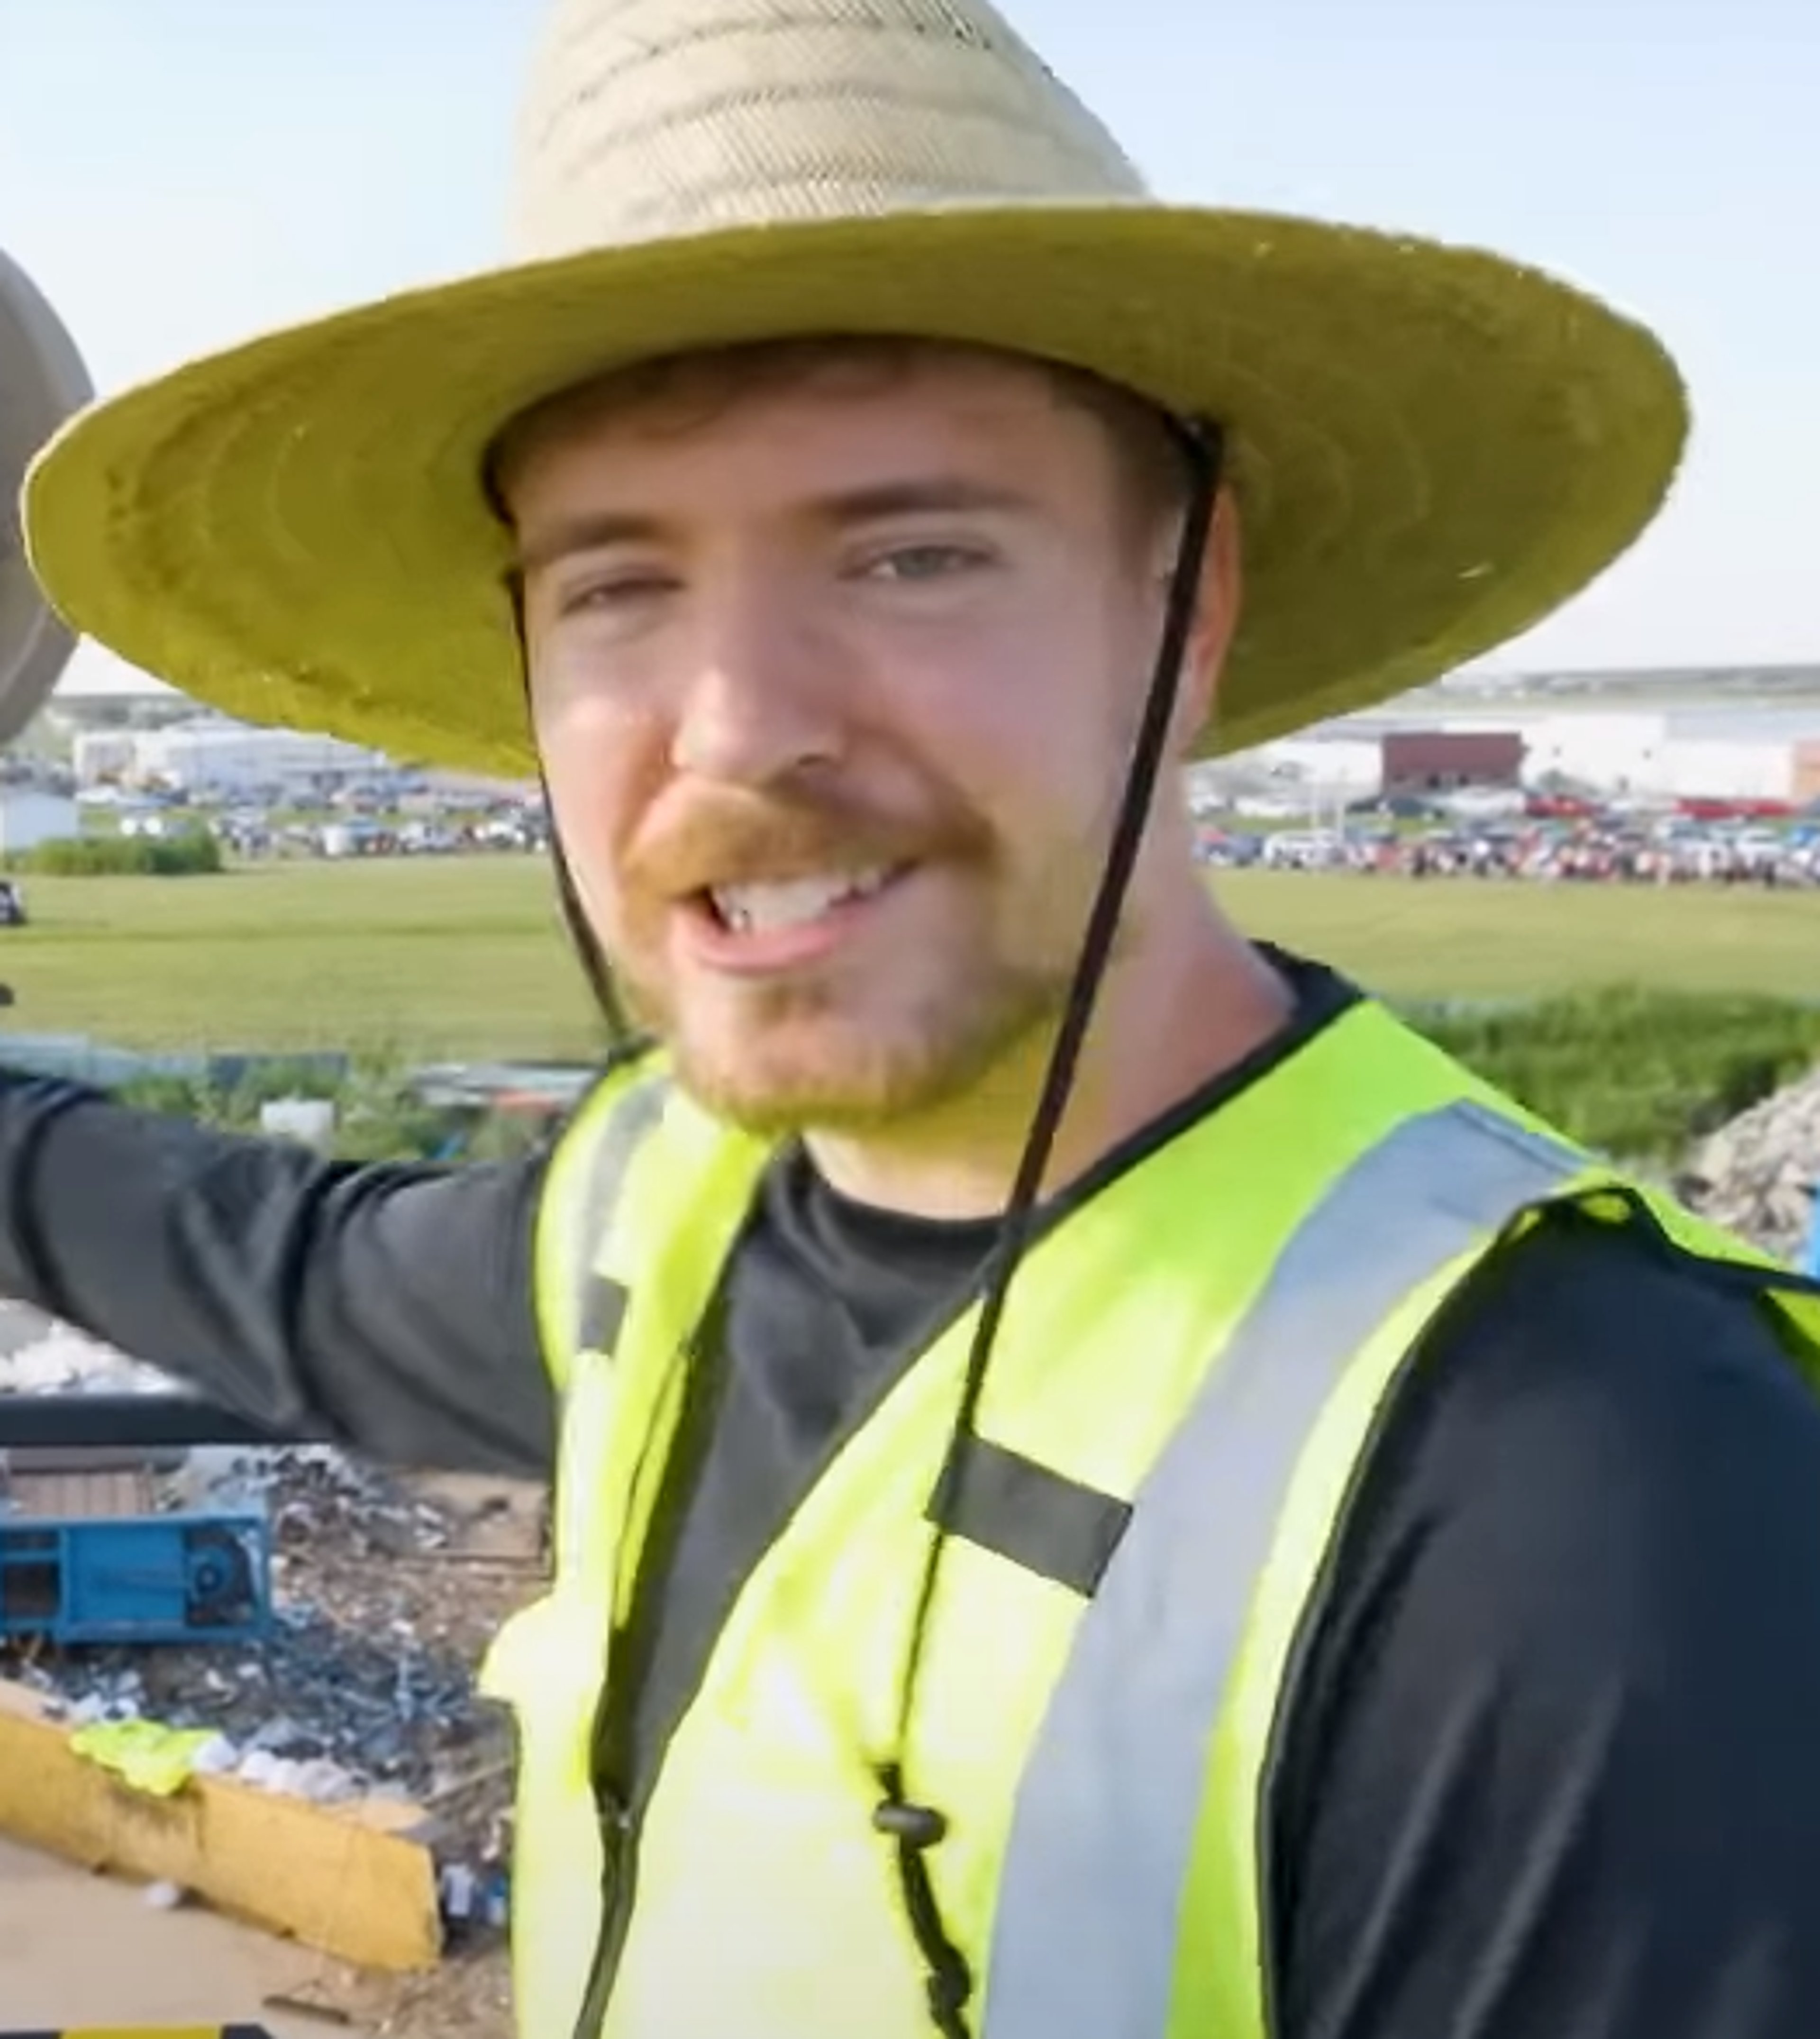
xmin=0 ymin=1394 xmax=316 ymax=1451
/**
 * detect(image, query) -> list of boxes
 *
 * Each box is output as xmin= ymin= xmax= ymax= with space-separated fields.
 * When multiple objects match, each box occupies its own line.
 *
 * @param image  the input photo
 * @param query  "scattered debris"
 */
xmin=264 ymin=1994 xmax=356 ymax=2031
xmin=1678 ymin=1064 xmax=1820 ymax=1264
xmin=0 ymin=1303 xmax=540 ymax=2026
xmin=2 ymin=1447 xmax=540 ymax=1854
xmin=0 ymin=1313 xmax=170 ymax=1397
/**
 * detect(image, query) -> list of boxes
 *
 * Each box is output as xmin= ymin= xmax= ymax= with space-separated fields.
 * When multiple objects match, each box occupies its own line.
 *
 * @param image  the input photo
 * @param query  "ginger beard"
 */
xmin=599 ymin=774 xmax=1100 ymax=1137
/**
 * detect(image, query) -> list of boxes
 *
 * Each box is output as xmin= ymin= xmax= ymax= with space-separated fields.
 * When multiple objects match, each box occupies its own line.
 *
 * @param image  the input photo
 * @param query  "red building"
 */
xmin=1381 ymin=728 xmax=1526 ymax=793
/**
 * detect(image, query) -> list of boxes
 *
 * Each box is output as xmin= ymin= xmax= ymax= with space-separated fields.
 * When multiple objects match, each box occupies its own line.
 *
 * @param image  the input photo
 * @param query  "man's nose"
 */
xmin=668 ymin=566 xmax=845 ymax=788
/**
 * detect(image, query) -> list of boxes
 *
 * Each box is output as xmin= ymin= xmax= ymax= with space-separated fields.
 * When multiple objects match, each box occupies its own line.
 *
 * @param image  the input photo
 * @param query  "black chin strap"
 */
xmin=540 ymin=760 xmax=638 ymax=1047
xmin=503 ymin=583 xmax=638 ymax=1049
xmin=874 ymin=416 xmax=1227 ymax=2039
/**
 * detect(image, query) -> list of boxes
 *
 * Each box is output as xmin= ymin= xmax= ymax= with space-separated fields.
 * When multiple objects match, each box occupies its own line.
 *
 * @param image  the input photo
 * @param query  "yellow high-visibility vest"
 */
xmin=481 ymin=995 xmax=1820 ymax=2039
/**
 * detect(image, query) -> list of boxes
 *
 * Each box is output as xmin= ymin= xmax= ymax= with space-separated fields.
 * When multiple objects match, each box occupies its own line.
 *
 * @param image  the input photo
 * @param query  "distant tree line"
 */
xmin=5 ymin=830 xmax=224 ymax=877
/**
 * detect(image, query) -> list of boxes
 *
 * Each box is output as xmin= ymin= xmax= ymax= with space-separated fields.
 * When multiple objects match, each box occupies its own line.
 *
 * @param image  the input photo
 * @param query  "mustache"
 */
xmin=624 ymin=783 xmax=991 ymax=897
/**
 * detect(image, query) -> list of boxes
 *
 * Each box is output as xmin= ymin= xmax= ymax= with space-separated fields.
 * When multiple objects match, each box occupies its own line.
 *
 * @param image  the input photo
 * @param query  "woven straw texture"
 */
xmin=23 ymin=0 xmax=1688 ymax=772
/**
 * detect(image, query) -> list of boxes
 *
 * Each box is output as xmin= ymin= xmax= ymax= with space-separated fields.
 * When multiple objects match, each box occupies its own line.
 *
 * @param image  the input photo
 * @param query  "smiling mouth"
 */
xmin=700 ymin=864 xmax=902 ymax=935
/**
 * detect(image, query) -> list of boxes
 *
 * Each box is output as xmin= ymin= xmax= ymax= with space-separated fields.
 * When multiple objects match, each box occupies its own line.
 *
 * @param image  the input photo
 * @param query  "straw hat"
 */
xmin=22 ymin=0 xmax=1686 ymax=772
xmin=1 ymin=247 xmax=91 ymax=744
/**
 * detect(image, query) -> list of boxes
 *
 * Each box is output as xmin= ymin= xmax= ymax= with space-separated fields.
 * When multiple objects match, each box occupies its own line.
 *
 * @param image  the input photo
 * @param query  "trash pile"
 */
xmin=0 ymin=1308 xmax=547 ymax=1902
xmin=1678 ymin=1065 xmax=1820 ymax=1265
xmin=0 ymin=1311 xmax=171 ymax=1396
xmin=8 ymin=1451 xmax=522 ymax=1811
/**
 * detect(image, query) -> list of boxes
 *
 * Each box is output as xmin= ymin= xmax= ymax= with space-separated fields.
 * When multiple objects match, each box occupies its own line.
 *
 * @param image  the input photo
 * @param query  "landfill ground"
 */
xmin=0 ymin=1831 xmax=518 ymax=2035
xmin=0 ymin=1307 xmax=536 ymax=2038
xmin=0 ymin=1832 xmax=356 ymax=2034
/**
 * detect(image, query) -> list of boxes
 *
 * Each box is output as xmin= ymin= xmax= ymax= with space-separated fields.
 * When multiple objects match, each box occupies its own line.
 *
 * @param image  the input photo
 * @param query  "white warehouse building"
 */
xmin=1660 ymin=736 xmax=1802 ymax=802
xmin=1519 ymin=712 xmax=1670 ymax=793
xmin=76 ymin=716 xmax=395 ymax=795
xmin=1248 ymin=732 xmax=1384 ymax=795
xmin=70 ymin=729 xmax=137 ymax=785
xmin=1520 ymin=709 xmax=1817 ymax=802
xmin=1285 ymin=705 xmax=1820 ymax=806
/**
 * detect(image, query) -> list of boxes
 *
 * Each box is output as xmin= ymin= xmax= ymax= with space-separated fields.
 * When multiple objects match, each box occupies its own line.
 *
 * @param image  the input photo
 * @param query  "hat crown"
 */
xmin=510 ymin=0 xmax=1148 ymax=261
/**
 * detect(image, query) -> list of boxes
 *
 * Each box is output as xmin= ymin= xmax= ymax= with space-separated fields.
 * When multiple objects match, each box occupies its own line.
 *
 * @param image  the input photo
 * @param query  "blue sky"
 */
xmin=4 ymin=0 xmax=1814 ymax=694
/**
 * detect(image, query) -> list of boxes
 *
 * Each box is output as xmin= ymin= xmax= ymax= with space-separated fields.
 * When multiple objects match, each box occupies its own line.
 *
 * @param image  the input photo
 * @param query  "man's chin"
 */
xmin=672 ymin=1042 xmax=924 ymax=1139
xmin=630 ymin=962 xmax=1068 ymax=1138
xmin=666 ymin=1013 xmax=1004 ymax=1140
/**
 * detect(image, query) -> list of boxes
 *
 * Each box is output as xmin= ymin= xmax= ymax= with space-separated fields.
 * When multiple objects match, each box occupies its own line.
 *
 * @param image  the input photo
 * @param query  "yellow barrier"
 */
xmin=0 ymin=2029 xmax=274 ymax=2038
xmin=0 ymin=1680 xmax=441 ymax=1972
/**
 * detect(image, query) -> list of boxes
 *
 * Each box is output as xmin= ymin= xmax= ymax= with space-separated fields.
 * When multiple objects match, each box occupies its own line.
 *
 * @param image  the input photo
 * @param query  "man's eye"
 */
xmin=556 ymin=573 xmax=677 ymax=615
xmin=865 ymin=544 xmax=989 ymax=583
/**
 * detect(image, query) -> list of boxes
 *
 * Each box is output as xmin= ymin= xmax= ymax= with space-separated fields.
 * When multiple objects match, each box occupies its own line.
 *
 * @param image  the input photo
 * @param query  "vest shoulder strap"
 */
xmin=531 ymin=1046 xmax=671 ymax=1386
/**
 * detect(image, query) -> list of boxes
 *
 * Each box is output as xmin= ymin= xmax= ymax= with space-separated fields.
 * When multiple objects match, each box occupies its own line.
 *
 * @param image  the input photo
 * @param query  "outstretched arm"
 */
xmin=0 ymin=1073 xmax=557 ymax=1477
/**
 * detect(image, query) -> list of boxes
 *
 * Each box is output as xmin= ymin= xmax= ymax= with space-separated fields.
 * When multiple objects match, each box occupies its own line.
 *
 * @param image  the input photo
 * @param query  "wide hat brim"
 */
xmin=2 ymin=246 xmax=92 ymax=744
xmin=23 ymin=202 xmax=1687 ymax=772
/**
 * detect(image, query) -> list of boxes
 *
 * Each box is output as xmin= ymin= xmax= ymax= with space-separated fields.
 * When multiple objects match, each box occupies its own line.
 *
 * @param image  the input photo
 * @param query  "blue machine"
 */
xmin=0 ymin=1511 xmax=272 ymax=1647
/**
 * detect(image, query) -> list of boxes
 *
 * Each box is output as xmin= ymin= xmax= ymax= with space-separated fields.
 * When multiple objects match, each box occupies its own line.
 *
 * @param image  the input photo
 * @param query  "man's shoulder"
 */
xmin=1422 ymin=1198 xmax=1813 ymax=1429
xmin=1319 ymin=1201 xmax=1820 ymax=1692
xmin=1375 ymin=1202 xmax=1820 ymax=1530
xmin=1269 ymin=1204 xmax=1820 ymax=2037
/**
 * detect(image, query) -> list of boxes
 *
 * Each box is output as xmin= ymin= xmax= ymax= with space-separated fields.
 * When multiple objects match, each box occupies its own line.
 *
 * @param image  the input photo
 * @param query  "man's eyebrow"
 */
xmin=512 ymin=477 xmax=1037 ymax=577
xmin=513 ymin=511 xmax=667 ymax=578
xmin=808 ymin=477 xmax=1039 ymax=524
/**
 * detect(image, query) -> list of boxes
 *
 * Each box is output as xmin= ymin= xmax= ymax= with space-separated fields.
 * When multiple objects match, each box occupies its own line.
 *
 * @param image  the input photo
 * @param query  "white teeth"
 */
xmin=710 ymin=867 xmax=889 ymax=934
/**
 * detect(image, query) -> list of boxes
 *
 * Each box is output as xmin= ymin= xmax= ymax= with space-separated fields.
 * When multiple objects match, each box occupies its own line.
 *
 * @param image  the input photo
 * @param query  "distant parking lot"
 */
xmin=1196 ymin=794 xmax=1820 ymax=889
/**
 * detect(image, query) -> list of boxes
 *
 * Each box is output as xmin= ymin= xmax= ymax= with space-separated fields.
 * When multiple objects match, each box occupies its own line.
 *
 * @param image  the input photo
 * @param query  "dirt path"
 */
xmin=0 ymin=1835 xmax=363 ymax=2035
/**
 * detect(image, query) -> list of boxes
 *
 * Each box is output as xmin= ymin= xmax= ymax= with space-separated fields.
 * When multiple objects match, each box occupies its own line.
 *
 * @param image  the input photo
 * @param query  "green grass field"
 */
xmin=1221 ymin=871 xmax=1820 ymax=1005
xmin=0 ymin=856 xmax=1813 ymax=1059
xmin=0 ymin=858 xmax=600 ymax=1058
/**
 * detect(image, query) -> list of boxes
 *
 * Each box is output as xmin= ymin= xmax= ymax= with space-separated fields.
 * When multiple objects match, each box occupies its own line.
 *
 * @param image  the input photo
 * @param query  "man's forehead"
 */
xmin=493 ymin=337 xmax=1089 ymax=488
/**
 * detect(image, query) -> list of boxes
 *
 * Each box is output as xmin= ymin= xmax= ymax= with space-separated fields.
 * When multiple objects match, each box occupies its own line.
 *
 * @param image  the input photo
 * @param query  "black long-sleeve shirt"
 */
xmin=4 ymin=956 xmax=1820 ymax=2037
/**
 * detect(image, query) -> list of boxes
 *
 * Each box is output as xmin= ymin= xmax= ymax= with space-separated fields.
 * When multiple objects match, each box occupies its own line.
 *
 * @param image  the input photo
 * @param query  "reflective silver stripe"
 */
xmin=568 ymin=1073 xmax=670 ymax=1354
xmin=984 ymin=1102 xmax=1585 ymax=2039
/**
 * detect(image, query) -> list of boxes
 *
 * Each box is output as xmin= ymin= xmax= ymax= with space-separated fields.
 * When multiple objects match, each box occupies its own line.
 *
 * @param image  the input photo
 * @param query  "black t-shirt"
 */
xmin=5 ymin=954 xmax=1820 ymax=2035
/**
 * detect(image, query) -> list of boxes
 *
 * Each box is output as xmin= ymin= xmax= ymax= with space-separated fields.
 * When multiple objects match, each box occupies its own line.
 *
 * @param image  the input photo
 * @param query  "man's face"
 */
xmin=507 ymin=345 xmax=1190 ymax=1134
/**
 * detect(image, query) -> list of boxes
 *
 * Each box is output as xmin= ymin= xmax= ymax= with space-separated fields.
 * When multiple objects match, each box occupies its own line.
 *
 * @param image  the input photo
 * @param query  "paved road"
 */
xmin=0 ymin=1836 xmax=364 ymax=2034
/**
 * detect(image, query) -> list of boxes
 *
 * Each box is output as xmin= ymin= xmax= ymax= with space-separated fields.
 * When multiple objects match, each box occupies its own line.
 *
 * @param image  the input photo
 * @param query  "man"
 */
xmin=14 ymin=2 xmax=1820 ymax=2036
